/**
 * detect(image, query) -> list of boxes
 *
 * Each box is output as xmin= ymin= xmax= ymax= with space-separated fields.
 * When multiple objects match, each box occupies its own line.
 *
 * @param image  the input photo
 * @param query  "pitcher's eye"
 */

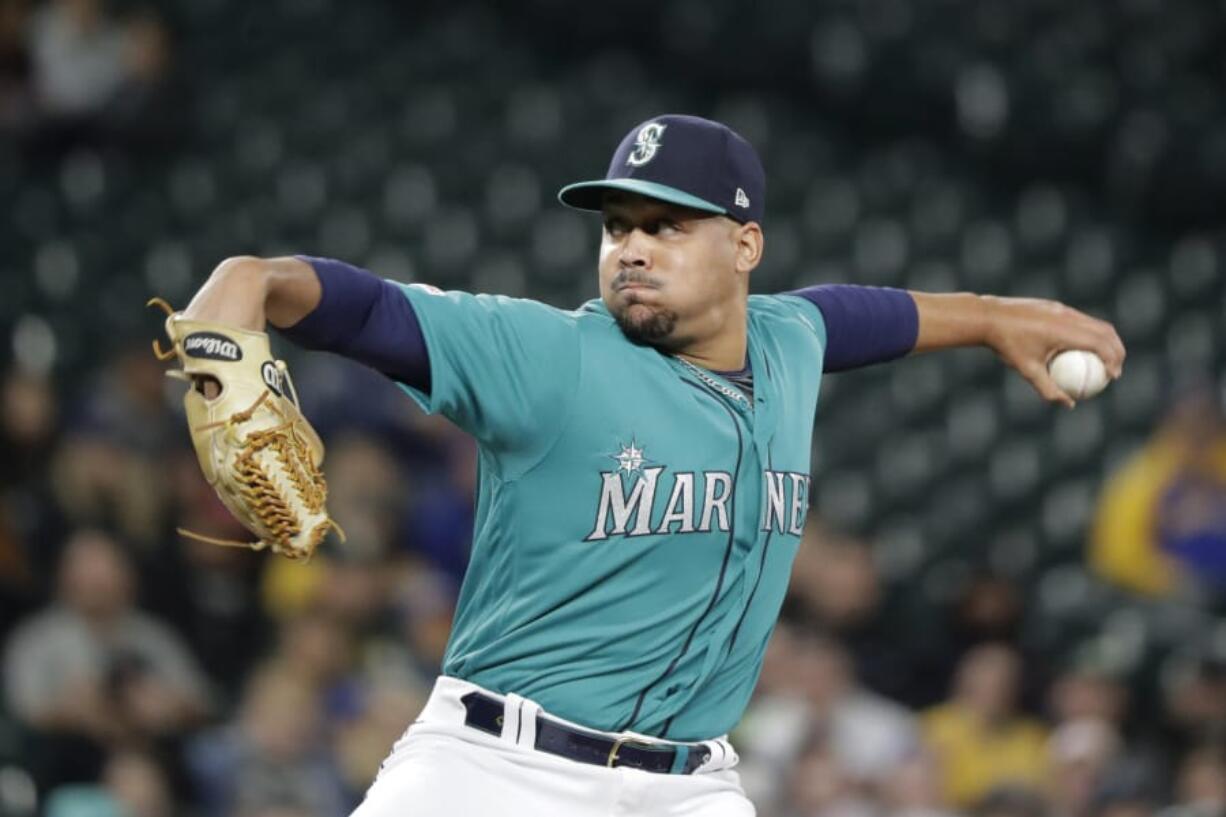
xmin=604 ymin=218 xmax=628 ymax=236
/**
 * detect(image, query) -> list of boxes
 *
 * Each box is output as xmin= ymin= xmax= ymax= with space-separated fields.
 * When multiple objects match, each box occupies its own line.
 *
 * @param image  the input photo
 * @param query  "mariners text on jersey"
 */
xmin=585 ymin=466 xmax=810 ymax=541
xmin=395 ymin=283 xmax=827 ymax=742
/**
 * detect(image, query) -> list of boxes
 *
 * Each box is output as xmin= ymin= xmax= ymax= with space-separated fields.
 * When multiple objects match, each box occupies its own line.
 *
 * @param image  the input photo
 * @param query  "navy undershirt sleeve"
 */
xmin=280 ymin=256 xmax=431 ymax=393
xmin=788 ymin=284 xmax=919 ymax=373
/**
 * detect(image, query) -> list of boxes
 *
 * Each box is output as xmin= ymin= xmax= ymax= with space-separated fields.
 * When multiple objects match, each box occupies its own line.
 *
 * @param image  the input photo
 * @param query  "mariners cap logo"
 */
xmin=626 ymin=122 xmax=666 ymax=167
xmin=183 ymin=331 xmax=242 ymax=361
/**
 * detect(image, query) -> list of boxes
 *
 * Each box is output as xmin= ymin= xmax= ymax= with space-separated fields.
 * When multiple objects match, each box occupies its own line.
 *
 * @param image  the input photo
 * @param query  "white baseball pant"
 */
xmin=349 ymin=676 xmax=755 ymax=817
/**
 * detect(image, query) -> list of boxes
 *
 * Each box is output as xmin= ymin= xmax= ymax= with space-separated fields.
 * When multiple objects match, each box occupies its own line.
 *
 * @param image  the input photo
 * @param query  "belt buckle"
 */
xmin=606 ymin=736 xmax=656 ymax=768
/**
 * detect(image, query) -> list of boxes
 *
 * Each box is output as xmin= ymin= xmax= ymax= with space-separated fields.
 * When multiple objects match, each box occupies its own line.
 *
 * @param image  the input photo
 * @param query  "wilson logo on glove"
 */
xmin=260 ymin=361 xmax=283 ymax=396
xmin=183 ymin=332 xmax=243 ymax=361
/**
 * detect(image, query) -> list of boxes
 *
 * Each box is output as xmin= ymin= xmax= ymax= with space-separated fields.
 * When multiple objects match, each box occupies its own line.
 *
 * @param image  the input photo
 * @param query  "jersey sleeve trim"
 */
xmin=390 ymin=283 xmax=454 ymax=416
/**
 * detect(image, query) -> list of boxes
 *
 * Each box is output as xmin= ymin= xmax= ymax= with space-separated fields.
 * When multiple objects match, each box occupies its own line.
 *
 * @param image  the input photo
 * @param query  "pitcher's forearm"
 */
xmin=909 ymin=289 xmax=1124 ymax=407
xmin=909 ymin=291 xmax=991 ymax=354
xmin=182 ymin=256 xmax=322 ymax=330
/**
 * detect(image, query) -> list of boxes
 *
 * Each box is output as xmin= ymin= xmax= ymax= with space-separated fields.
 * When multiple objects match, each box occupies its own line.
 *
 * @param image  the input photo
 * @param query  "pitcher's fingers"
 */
xmin=1023 ymin=361 xmax=1076 ymax=409
xmin=1104 ymin=325 xmax=1126 ymax=378
xmin=1061 ymin=316 xmax=1125 ymax=379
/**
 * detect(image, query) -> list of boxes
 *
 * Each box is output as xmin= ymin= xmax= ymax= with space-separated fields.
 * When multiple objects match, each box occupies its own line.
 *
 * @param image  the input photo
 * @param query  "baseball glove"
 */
xmin=147 ymin=297 xmax=344 ymax=560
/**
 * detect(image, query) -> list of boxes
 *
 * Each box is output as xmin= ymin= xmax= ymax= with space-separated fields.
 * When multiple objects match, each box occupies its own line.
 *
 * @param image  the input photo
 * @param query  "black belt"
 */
xmin=460 ymin=691 xmax=711 ymax=775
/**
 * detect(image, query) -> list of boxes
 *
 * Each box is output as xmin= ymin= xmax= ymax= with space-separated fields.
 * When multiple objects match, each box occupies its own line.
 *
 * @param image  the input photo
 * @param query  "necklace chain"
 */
xmin=676 ymin=356 xmax=750 ymax=408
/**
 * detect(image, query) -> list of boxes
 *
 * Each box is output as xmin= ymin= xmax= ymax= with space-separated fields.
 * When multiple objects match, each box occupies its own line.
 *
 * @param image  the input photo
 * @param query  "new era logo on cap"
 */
xmin=557 ymin=114 xmax=766 ymax=225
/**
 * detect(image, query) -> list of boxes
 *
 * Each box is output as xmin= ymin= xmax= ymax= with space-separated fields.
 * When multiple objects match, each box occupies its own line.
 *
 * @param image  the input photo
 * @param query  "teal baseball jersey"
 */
xmin=395 ymin=284 xmax=827 ymax=741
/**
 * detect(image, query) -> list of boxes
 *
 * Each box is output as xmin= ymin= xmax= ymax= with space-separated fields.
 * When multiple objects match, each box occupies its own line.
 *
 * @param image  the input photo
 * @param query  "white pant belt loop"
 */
xmin=694 ymin=738 xmax=737 ymax=773
xmin=502 ymin=692 xmax=526 ymax=744
xmin=517 ymin=698 xmax=541 ymax=748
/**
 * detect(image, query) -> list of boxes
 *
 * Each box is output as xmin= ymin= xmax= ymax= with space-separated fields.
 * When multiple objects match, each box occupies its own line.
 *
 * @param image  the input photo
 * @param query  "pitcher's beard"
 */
xmin=612 ymin=301 xmax=681 ymax=349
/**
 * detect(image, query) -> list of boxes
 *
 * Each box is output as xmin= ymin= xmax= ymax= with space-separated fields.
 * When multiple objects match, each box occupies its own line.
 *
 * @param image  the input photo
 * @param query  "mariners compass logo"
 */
xmin=611 ymin=437 xmax=649 ymax=475
xmin=626 ymin=123 xmax=666 ymax=167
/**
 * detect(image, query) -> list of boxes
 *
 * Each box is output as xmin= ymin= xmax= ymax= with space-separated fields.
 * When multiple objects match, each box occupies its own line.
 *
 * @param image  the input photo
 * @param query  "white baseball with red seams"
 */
xmin=1048 ymin=350 xmax=1109 ymax=401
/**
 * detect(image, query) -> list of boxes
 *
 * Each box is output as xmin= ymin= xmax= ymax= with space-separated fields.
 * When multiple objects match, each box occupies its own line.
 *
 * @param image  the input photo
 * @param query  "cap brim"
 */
xmin=557 ymin=179 xmax=727 ymax=216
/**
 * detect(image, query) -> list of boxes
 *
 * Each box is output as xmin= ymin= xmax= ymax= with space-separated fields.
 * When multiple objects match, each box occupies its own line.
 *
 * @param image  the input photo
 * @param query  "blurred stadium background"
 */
xmin=1 ymin=0 xmax=1225 ymax=815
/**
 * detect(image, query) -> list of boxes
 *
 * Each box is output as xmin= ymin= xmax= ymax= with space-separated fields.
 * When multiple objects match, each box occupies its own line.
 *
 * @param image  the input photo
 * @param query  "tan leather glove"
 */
xmin=148 ymin=298 xmax=344 ymax=559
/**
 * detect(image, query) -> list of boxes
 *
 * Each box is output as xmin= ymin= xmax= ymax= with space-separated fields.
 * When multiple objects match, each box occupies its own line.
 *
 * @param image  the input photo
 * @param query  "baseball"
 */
xmin=1048 ymin=350 xmax=1109 ymax=400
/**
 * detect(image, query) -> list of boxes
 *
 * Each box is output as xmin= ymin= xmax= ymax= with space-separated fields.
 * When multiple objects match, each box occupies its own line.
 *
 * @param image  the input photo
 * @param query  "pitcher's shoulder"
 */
xmin=464 ymin=293 xmax=591 ymax=336
xmin=748 ymin=293 xmax=826 ymax=339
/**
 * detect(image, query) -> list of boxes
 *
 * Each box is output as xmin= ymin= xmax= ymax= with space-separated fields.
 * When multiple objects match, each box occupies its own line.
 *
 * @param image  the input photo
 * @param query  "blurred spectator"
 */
xmin=262 ymin=554 xmax=329 ymax=622
xmin=23 ymin=0 xmax=172 ymax=155
xmin=781 ymin=731 xmax=878 ymax=817
xmin=948 ymin=574 xmax=1026 ymax=650
xmin=140 ymin=530 xmax=270 ymax=703
xmin=1157 ymin=743 xmax=1226 ymax=817
xmin=0 ymin=504 xmax=36 ymax=647
xmin=325 ymin=434 xmax=407 ymax=563
xmin=48 ymin=435 xmax=166 ymax=558
xmin=797 ymin=633 xmax=920 ymax=785
xmin=48 ymin=349 xmax=186 ymax=555
xmin=911 ymin=573 xmax=1033 ymax=712
xmin=1088 ymin=763 xmax=1160 ymax=817
xmin=0 ymin=368 xmax=66 ymax=591
xmin=1048 ymin=643 xmax=1171 ymax=805
xmin=882 ymin=747 xmax=960 ymax=817
xmin=0 ymin=0 xmax=32 ymax=130
xmin=789 ymin=528 xmax=882 ymax=631
xmin=279 ymin=554 xmax=384 ymax=628
xmin=787 ymin=522 xmax=919 ymax=704
xmin=3 ymin=529 xmax=210 ymax=788
xmin=737 ymin=622 xmax=811 ymax=811
xmin=739 ymin=630 xmax=919 ymax=814
xmin=922 ymin=644 xmax=1050 ymax=808
xmin=0 ymin=368 xmax=59 ymax=490
xmin=186 ymin=664 xmax=348 ymax=817
xmin=971 ymin=786 xmax=1051 ymax=817
xmin=1047 ymin=719 xmax=1123 ymax=817
xmin=0 ymin=360 xmax=42 ymax=642
xmin=76 ymin=347 xmax=179 ymax=460
xmin=154 ymin=447 xmax=275 ymax=695
xmin=101 ymin=750 xmax=175 ymax=817
xmin=28 ymin=0 xmax=129 ymax=118
xmin=333 ymin=683 xmax=424 ymax=801
xmin=1048 ymin=645 xmax=1131 ymax=728
xmin=44 ymin=346 xmax=185 ymax=556
xmin=383 ymin=560 xmax=457 ymax=682
xmin=330 ymin=559 xmax=453 ymax=711
xmin=272 ymin=610 xmax=364 ymax=726
xmin=1091 ymin=390 xmax=1226 ymax=599
xmin=1161 ymin=647 xmax=1226 ymax=750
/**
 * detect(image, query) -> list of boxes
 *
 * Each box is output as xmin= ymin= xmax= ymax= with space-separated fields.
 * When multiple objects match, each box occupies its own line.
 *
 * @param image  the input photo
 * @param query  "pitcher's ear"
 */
xmin=734 ymin=221 xmax=764 ymax=274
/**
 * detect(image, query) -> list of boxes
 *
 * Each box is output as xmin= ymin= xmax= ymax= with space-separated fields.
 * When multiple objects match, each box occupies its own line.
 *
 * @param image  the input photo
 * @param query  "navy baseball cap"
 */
xmin=558 ymin=114 xmax=765 ymax=224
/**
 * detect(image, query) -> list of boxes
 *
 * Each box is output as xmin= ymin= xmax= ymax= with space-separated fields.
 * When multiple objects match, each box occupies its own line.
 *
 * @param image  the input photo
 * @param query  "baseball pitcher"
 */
xmin=161 ymin=115 xmax=1125 ymax=816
